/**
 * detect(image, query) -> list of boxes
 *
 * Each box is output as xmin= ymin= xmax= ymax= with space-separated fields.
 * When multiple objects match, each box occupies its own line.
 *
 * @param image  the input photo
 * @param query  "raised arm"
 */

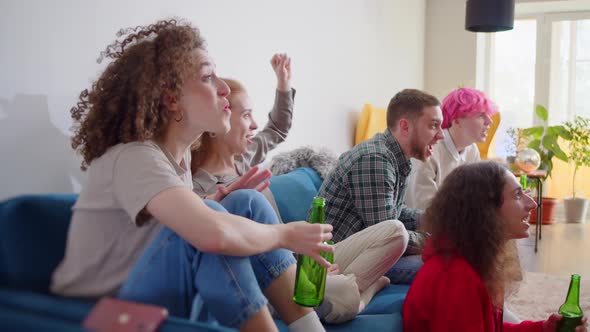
xmin=239 ymin=53 xmax=295 ymax=167
xmin=273 ymin=53 xmax=291 ymax=92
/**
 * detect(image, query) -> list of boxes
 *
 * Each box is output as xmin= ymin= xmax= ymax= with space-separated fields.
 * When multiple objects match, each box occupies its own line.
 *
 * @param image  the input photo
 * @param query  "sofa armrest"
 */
xmin=268 ymin=167 xmax=323 ymax=223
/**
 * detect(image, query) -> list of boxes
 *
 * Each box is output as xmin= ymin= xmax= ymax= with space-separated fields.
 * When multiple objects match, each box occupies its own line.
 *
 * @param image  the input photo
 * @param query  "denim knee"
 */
xmin=218 ymin=190 xmax=296 ymax=291
xmin=385 ymin=254 xmax=423 ymax=284
xmin=222 ymin=189 xmax=269 ymax=209
xmin=224 ymin=188 xmax=264 ymax=201
xmin=249 ymin=246 xmax=297 ymax=291
xmin=203 ymin=199 xmax=227 ymax=212
xmin=220 ymin=189 xmax=280 ymax=225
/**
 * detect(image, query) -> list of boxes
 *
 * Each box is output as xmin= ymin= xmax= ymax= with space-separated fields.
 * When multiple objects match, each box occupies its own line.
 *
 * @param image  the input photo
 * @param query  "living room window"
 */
xmin=487 ymin=12 xmax=590 ymax=157
xmin=548 ymin=17 xmax=590 ymax=124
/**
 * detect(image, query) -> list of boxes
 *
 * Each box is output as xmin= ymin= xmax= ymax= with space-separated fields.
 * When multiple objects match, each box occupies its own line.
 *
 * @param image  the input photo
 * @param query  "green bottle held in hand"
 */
xmin=557 ymin=274 xmax=584 ymax=332
xmin=293 ymin=197 xmax=333 ymax=307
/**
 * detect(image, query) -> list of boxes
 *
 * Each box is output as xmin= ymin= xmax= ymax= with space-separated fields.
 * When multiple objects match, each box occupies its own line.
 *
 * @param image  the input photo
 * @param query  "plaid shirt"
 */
xmin=318 ymin=129 xmax=424 ymax=252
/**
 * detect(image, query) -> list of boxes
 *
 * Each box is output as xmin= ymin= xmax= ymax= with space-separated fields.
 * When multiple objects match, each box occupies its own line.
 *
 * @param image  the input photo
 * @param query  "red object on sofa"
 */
xmin=83 ymin=297 xmax=168 ymax=332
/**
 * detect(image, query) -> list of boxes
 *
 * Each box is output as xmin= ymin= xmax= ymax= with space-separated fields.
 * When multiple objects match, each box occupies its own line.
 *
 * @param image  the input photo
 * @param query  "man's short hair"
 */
xmin=387 ymin=89 xmax=440 ymax=129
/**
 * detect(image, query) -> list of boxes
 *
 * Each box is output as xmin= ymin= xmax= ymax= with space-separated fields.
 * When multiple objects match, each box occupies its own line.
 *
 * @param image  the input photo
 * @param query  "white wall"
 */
xmin=423 ymin=0 xmax=587 ymax=100
xmin=0 ymin=0 xmax=425 ymax=200
xmin=424 ymin=0 xmax=477 ymax=100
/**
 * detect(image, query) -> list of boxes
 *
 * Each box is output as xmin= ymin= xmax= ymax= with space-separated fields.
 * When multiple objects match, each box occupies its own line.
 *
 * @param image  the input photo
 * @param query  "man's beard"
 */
xmin=410 ymin=133 xmax=427 ymax=161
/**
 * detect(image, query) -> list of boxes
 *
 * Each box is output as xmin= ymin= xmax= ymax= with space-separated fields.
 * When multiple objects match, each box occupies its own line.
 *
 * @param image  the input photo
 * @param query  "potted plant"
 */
xmin=519 ymin=105 xmax=571 ymax=224
xmin=562 ymin=116 xmax=590 ymax=223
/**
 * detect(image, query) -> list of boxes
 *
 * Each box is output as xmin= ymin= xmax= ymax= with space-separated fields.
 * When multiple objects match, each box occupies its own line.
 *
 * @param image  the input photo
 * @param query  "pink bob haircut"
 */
xmin=441 ymin=87 xmax=498 ymax=129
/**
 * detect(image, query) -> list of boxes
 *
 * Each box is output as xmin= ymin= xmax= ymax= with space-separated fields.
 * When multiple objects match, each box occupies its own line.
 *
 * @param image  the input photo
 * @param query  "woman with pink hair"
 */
xmin=405 ymin=87 xmax=497 ymax=211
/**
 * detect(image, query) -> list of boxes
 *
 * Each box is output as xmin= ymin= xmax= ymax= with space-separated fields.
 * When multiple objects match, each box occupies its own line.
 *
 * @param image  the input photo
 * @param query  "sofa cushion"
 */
xmin=0 ymin=288 xmax=232 ymax=332
xmin=0 ymin=288 xmax=93 ymax=321
xmin=275 ymin=313 xmax=403 ymax=332
xmin=0 ymin=305 xmax=86 ymax=332
xmin=0 ymin=194 xmax=77 ymax=293
xmin=269 ymin=167 xmax=323 ymax=223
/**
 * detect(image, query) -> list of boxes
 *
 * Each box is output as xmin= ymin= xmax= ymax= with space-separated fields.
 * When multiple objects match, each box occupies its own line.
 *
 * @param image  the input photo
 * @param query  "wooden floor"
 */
xmin=517 ymin=205 xmax=590 ymax=277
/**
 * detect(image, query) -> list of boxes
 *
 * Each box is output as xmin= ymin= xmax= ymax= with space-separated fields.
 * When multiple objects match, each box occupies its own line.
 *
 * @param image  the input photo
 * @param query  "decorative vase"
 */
xmin=516 ymin=148 xmax=541 ymax=174
xmin=563 ymin=198 xmax=589 ymax=224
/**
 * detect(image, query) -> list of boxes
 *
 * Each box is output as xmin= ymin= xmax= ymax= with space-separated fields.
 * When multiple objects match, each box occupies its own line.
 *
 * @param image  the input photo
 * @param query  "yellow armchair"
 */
xmin=355 ymin=104 xmax=387 ymax=145
xmin=476 ymin=112 xmax=501 ymax=159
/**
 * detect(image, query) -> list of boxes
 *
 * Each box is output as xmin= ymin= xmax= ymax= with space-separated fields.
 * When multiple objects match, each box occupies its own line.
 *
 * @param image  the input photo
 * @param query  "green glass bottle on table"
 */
xmin=293 ymin=197 xmax=333 ymax=307
xmin=557 ymin=274 xmax=584 ymax=332
xmin=520 ymin=174 xmax=527 ymax=190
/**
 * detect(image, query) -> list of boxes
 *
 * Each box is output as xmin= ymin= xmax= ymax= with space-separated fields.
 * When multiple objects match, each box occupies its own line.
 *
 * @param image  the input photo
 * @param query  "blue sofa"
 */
xmin=0 ymin=167 xmax=408 ymax=331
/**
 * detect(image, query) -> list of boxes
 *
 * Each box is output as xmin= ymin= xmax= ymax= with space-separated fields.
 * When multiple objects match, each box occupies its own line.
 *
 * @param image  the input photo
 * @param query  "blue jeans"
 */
xmin=118 ymin=189 xmax=296 ymax=328
xmin=385 ymin=254 xmax=423 ymax=284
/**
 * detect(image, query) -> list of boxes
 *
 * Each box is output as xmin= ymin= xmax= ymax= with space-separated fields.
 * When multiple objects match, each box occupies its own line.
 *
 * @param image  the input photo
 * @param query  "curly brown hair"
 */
xmin=71 ymin=19 xmax=206 ymax=170
xmin=420 ymin=161 xmax=522 ymax=305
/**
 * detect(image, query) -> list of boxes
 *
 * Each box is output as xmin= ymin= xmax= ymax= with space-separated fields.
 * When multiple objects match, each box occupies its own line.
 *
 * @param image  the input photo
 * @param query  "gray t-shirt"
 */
xmin=50 ymin=141 xmax=192 ymax=298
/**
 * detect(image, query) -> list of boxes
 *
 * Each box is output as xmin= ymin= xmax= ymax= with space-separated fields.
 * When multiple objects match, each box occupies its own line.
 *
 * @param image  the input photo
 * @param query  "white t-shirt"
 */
xmin=405 ymin=129 xmax=480 ymax=210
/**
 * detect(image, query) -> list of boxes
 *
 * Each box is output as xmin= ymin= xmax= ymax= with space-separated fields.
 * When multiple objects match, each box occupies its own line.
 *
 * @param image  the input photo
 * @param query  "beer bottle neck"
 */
xmin=564 ymin=276 xmax=580 ymax=306
xmin=309 ymin=206 xmax=325 ymax=224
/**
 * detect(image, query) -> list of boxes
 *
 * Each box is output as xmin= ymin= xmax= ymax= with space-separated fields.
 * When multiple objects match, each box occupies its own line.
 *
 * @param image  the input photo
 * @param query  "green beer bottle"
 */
xmin=520 ymin=174 xmax=527 ymax=190
xmin=557 ymin=274 xmax=584 ymax=332
xmin=293 ymin=197 xmax=333 ymax=307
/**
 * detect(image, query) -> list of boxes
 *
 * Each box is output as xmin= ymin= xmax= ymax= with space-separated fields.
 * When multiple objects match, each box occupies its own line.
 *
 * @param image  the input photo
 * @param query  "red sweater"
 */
xmin=403 ymin=241 xmax=544 ymax=332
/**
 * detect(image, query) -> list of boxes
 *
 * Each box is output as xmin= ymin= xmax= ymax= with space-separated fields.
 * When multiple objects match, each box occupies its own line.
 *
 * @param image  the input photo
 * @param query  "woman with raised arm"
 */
xmin=191 ymin=56 xmax=409 ymax=324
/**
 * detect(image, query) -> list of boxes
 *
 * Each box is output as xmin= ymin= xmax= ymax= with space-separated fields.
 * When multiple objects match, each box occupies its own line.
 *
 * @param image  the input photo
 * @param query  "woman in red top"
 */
xmin=403 ymin=161 xmax=587 ymax=332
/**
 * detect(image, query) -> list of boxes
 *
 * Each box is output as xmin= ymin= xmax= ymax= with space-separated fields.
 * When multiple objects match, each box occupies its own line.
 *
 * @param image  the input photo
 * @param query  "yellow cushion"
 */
xmin=355 ymin=104 xmax=387 ymax=145
xmin=476 ymin=112 xmax=501 ymax=159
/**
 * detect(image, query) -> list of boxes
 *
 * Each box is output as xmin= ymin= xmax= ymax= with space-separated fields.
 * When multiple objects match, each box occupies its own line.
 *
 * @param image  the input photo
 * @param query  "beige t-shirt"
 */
xmin=50 ymin=141 xmax=192 ymax=298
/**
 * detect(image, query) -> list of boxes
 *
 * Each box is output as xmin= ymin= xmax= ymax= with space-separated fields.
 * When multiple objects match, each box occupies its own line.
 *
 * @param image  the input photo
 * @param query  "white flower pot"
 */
xmin=563 ymin=198 xmax=589 ymax=223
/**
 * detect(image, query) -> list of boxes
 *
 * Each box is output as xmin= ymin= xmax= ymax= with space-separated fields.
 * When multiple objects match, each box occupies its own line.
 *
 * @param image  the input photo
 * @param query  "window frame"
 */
xmin=483 ymin=10 xmax=590 ymax=127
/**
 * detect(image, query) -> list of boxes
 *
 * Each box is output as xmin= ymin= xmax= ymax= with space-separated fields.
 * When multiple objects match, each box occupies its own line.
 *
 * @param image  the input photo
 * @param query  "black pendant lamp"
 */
xmin=465 ymin=0 xmax=515 ymax=32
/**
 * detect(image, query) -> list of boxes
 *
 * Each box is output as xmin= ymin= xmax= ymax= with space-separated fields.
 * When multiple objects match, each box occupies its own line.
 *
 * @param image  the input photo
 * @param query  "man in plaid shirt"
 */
xmin=318 ymin=89 xmax=444 ymax=284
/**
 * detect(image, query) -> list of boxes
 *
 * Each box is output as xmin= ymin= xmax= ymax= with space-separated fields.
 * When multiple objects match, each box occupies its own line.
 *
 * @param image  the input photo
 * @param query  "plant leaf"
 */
xmin=522 ymin=126 xmax=544 ymax=139
xmin=528 ymin=139 xmax=541 ymax=151
xmin=536 ymin=105 xmax=548 ymax=122
xmin=542 ymin=135 xmax=568 ymax=161
xmin=546 ymin=158 xmax=553 ymax=178
xmin=548 ymin=125 xmax=573 ymax=140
